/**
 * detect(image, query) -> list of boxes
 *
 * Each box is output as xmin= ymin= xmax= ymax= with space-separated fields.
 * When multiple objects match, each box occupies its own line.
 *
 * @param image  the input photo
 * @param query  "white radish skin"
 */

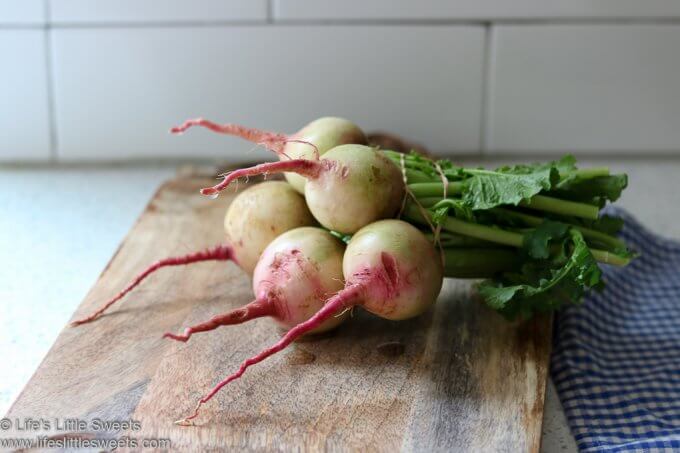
xmin=303 ymin=145 xmax=404 ymax=234
xmin=282 ymin=117 xmax=367 ymax=193
xmin=225 ymin=181 xmax=316 ymax=274
xmin=164 ymin=227 xmax=348 ymax=343
xmin=251 ymin=227 xmax=347 ymax=332
xmin=342 ymin=219 xmax=444 ymax=320
xmin=201 ymin=145 xmax=405 ymax=234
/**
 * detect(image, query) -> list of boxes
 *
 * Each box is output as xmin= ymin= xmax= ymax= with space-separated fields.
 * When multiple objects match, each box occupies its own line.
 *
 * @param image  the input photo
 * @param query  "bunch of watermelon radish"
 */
xmin=72 ymin=117 xmax=634 ymax=424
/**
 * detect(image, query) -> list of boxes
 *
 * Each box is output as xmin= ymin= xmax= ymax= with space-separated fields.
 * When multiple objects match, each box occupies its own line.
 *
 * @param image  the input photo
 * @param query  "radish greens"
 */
xmin=385 ymin=151 xmax=635 ymax=319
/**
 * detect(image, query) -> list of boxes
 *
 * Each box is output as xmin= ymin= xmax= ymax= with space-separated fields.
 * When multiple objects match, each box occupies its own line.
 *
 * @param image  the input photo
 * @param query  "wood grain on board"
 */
xmin=3 ymin=176 xmax=552 ymax=452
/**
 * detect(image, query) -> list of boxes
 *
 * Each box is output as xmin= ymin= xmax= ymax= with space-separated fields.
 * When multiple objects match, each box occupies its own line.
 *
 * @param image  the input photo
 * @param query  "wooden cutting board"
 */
xmin=3 ymin=175 xmax=552 ymax=452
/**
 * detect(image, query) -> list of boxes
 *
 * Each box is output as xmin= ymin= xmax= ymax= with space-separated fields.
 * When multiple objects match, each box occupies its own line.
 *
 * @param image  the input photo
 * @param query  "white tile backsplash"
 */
xmin=52 ymin=26 xmax=484 ymax=160
xmin=4 ymin=2 xmax=680 ymax=161
xmin=275 ymin=0 xmax=680 ymax=20
xmin=489 ymin=25 xmax=680 ymax=154
xmin=0 ymin=30 xmax=50 ymax=161
xmin=49 ymin=0 xmax=267 ymax=23
xmin=0 ymin=1 xmax=45 ymax=24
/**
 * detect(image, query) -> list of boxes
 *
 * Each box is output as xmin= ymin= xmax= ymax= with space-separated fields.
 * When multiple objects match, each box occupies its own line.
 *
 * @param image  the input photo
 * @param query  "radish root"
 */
xmin=200 ymin=160 xmax=325 ymax=196
xmin=174 ymin=284 xmax=363 ymax=425
xmin=163 ymin=299 xmax=272 ymax=342
xmin=71 ymin=244 xmax=234 ymax=326
xmin=170 ymin=118 xmax=319 ymax=158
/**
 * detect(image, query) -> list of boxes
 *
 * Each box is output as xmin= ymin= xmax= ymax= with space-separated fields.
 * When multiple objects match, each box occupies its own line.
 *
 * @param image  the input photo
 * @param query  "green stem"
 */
xmin=423 ymin=232 xmax=499 ymax=248
xmin=590 ymin=249 xmax=631 ymax=266
xmin=442 ymin=248 xmax=520 ymax=278
xmin=404 ymin=168 xmax=432 ymax=184
xmin=519 ymin=195 xmax=600 ymax=220
xmin=405 ymin=203 xmax=522 ymax=247
xmin=404 ymin=203 xmax=627 ymax=266
xmin=441 ymin=217 xmax=523 ymax=247
xmin=491 ymin=207 xmax=627 ymax=250
xmin=572 ymin=167 xmax=610 ymax=179
xmin=417 ymin=197 xmax=442 ymax=208
xmin=408 ymin=182 xmax=599 ymax=220
xmin=383 ymin=150 xmax=444 ymax=174
xmin=409 ymin=182 xmax=463 ymax=198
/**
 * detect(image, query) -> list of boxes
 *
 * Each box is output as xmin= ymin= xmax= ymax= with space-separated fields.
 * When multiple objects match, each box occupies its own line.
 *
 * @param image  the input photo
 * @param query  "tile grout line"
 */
xmin=6 ymin=17 xmax=680 ymax=29
xmin=478 ymin=24 xmax=490 ymax=154
xmin=44 ymin=0 xmax=59 ymax=162
xmin=480 ymin=24 xmax=496 ymax=155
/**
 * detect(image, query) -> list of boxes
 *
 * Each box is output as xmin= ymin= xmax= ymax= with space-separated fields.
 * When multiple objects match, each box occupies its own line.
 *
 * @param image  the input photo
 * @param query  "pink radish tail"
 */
xmin=174 ymin=284 xmax=364 ymax=426
xmin=170 ymin=118 xmax=319 ymax=158
xmin=200 ymin=159 xmax=324 ymax=196
xmin=163 ymin=299 xmax=272 ymax=342
xmin=71 ymin=244 xmax=234 ymax=326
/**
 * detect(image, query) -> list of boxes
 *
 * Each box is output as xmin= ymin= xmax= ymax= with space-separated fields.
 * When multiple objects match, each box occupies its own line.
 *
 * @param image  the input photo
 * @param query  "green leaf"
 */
xmin=522 ymin=220 xmax=570 ymax=259
xmin=477 ymin=228 xmax=602 ymax=320
xmin=460 ymin=156 xmax=578 ymax=210
xmin=431 ymin=199 xmax=475 ymax=223
xmin=553 ymin=155 xmax=579 ymax=176
xmin=461 ymin=166 xmax=558 ymax=210
xmin=497 ymin=155 xmax=577 ymax=178
xmin=431 ymin=206 xmax=450 ymax=225
xmin=555 ymin=174 xmax=628 ymax=204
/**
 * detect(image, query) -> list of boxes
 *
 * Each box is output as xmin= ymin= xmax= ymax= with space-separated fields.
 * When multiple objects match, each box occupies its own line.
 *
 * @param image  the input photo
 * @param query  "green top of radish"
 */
xmin=386 ymin=150 xmax=635 ymax=320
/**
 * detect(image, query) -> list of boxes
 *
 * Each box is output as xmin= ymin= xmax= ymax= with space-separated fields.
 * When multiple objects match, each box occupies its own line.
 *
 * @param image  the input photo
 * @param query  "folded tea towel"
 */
xmin=552 ymin=208 xmax=680 ymax=452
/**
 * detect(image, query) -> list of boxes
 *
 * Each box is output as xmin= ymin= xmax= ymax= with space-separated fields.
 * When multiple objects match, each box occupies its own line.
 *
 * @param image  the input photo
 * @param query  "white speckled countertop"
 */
xmin=2 ymin=158 xmax=679 ymax=452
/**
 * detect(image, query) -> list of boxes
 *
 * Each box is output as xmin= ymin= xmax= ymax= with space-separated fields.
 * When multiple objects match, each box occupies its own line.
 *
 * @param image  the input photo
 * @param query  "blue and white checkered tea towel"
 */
xmin=552 ymin=208 xmax=680 ymax=452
